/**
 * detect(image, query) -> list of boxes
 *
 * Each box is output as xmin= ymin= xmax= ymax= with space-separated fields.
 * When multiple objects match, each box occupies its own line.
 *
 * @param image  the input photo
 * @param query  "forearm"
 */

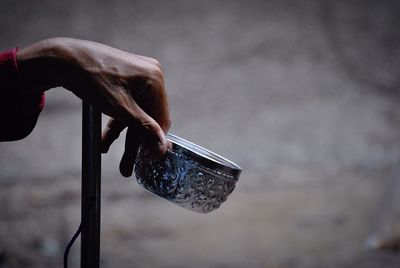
xmin=16 ymin=37 xmax=130 ymax=108
xmin=16 ymin=38 xmax=75 ymax=93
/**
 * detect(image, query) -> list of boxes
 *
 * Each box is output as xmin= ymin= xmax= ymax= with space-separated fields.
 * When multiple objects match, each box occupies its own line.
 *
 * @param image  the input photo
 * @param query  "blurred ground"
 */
xmin=1 ymin=0 xmax=400 ymax=267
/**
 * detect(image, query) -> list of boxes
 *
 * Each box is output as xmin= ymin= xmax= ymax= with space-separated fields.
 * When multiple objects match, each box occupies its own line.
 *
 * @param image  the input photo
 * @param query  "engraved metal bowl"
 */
xmin=134 ymin=133 xmax=241 ymax=213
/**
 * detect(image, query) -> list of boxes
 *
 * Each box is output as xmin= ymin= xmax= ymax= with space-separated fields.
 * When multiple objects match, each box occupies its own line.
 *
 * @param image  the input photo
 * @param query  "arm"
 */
xmin=14 ymin=38 xmax=171 ymax=176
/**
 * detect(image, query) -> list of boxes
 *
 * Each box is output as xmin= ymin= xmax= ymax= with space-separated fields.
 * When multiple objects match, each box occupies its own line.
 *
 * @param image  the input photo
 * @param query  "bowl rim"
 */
xmin=166 ymin=133 xmax=242 ymax=180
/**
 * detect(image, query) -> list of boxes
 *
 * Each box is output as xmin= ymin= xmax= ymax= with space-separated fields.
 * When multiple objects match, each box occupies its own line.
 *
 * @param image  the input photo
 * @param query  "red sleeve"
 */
xmin=0 ymin=47 xmax=46 ymax=141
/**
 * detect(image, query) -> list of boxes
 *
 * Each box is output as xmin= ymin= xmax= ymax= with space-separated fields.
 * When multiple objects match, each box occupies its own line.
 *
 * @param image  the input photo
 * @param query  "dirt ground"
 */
xmin=1 ymin=0 xmax=400 ymax=267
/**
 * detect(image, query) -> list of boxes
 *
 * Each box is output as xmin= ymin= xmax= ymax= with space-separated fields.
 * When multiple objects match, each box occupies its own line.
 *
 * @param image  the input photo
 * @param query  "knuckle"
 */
xmin=140 ymin=117 xmax=159 ymax=134
xmin=146 ymin=57 xmax=162 ymax=69
xmin=152 ymin=59 xmax=162 ymax=69
xmin=145 ymin=74 xmax=165 ymax=94
xmin=151 ymin=66 xmax=163 ymax=82
xmin=148 ymin=62 xmax=163 ymax=80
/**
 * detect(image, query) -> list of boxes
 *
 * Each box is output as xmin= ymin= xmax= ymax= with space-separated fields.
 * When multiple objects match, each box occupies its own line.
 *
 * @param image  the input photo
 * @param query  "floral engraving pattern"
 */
xmin=134 ymin=149 xmax=236 ymax=213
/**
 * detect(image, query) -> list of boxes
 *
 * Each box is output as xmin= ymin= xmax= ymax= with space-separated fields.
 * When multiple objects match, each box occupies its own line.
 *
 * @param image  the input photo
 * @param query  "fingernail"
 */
xmin=160 ymin=133 xmax=166 ymax=144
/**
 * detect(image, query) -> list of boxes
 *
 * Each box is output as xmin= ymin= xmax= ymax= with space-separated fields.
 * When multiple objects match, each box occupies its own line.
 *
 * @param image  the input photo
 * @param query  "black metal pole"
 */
xmin=81 ymin=103 xmax=101 ymax=268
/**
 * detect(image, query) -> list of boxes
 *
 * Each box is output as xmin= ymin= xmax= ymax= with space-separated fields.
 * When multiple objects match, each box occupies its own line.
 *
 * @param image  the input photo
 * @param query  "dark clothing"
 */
xmin=0 ymin=47 xmax=45 ymax=141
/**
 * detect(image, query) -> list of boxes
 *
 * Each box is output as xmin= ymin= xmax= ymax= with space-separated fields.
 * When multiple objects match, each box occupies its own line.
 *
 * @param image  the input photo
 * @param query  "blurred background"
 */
xmin=1 ymin=0 xmax=400 ymax=267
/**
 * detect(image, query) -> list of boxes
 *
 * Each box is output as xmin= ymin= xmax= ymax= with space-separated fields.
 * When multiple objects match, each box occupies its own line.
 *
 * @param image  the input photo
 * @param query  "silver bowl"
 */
xmin=134 ymin=133 xmax=242 ymax=213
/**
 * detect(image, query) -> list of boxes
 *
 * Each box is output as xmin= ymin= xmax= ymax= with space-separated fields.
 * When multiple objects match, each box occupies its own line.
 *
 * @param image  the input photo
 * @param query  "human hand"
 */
xmin=17 ymin=38 xmax=171 ymax=177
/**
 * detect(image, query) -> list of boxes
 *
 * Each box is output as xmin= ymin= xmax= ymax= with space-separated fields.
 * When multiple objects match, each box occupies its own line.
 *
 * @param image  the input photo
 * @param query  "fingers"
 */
xmin=128 ymin=76 xmax=171 ymax=133
xmin=136 ymin=111 xmax=169 ymax=157
xmin=122 ymin=96 xmax=169 ymax=157
xmin=131 ymin=83 xmax=171 ymax=156
xmin=119 ymin=119 xmax=168 ymax=178
xmin=102 ymin=117 xmax=167 ymax=178
xmin=101 ymin=118 xmax=126 ymax=153
xmin=119 ymin=128 xmax=140 ymax=177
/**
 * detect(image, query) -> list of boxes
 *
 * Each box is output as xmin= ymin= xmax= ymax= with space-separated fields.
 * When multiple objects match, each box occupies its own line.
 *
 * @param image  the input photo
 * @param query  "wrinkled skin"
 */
xmin=17 ymin=38 xmax=171 ymax=177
